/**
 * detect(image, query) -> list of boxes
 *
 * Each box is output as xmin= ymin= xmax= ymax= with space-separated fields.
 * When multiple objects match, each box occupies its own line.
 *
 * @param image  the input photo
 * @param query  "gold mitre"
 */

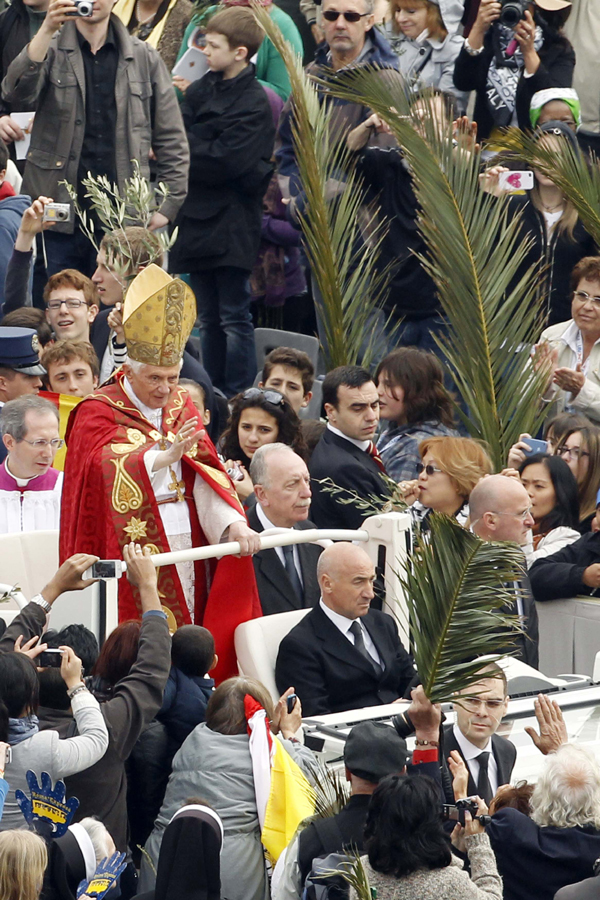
xmin=123 ymin=264 xmax=196 ymax=367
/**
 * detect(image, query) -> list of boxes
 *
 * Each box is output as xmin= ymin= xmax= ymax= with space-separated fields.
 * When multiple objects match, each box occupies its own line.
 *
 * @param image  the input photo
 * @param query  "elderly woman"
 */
xmin=401 ymin=435 xmax=493 ymax=533
xmin=453 ymin=743 xmax=600 ymax=900
xmin=140 ymin=677 xmax=315 ymax=900
xmin=537 ymin=257 xmax=600 ymax=425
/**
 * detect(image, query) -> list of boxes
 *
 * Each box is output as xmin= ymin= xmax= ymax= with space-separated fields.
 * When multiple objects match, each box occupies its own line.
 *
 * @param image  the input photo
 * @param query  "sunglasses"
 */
xmin=322 ymin=9 xmax=370 ymax=21
xmin=242 ymin=388 xmax=286 ymax=407
xmin=416 ymin=463 xmax=443 ymax=476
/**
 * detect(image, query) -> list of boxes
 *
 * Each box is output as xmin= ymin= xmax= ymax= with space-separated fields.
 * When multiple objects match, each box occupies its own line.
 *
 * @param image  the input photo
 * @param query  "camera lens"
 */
xmin=57 ymin=210 xmax=67 ymax=220
xmin=499 ymin=3 xmax=522 ymax=26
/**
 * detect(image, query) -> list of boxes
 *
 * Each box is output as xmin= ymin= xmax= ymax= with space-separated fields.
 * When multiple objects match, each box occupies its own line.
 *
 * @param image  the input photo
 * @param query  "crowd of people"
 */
xmin=0 ymin=0 xmax=599 ymax=896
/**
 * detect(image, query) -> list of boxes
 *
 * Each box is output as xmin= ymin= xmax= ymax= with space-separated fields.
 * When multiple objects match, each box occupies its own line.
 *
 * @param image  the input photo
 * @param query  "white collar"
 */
xmin=319 ymin=597 xmax=359 ymax=634
xmin=123 ymin=376 xmax=163 ymax=427
xmin=255 ymin=503 xmax=295 ymax=533
xmin=453 ymin=721 xmax=492 ymax=761
xmin=4 ymin=458 xmax=39 ymax=487
xmin=327 ymin=422 xmax=370 ymax=452
xmin=560 ymin=320 xmax=600 ymax=354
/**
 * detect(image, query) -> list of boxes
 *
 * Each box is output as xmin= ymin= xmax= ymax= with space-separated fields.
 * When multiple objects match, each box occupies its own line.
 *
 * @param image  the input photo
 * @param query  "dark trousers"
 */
xmin=190 ymin=266 xmax=256 ymax=398
xmin=43 ymin=228 xmax=98 ymax=279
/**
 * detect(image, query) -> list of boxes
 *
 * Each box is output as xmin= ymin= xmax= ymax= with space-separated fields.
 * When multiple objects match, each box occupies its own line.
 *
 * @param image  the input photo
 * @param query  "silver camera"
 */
xmin=73 ymin=0 xmax=94 ymax=15
xmin=42 ymin=202 xmax=71 ymax=223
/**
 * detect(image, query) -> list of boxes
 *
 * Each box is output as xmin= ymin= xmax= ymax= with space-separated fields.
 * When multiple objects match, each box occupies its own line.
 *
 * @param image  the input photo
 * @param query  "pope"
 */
xmin=60 ymin=265 xmax=261 ymax=680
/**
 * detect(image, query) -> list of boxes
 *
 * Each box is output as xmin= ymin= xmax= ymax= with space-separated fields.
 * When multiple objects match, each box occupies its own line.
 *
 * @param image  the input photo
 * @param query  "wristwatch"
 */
xmin=464 ymin=40 xmax=484 ymax=56
xmin=30 ymin=594 xmax=52 ymax=614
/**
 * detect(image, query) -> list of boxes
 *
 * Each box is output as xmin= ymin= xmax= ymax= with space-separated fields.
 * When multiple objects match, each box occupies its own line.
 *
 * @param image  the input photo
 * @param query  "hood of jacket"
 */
xmin=0 ymin=194 xmax=32 ymax=218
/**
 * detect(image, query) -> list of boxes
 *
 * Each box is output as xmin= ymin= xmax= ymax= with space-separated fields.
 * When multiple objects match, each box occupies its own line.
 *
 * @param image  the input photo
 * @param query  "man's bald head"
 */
xmin=318 ymin=542 xmax=375 ymax=619
xmin=470 ymin=475 xmax=534 ymax=545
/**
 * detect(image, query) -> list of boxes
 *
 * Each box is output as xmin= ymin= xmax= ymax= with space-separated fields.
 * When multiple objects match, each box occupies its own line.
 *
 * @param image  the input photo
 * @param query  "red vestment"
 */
xmin=60 ymin=371 xmax=261 ymax=681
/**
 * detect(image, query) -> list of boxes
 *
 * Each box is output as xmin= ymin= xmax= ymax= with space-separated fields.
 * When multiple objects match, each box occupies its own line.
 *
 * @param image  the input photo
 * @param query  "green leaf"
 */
xmin=402 ymin=513 xmax=525 ymax=703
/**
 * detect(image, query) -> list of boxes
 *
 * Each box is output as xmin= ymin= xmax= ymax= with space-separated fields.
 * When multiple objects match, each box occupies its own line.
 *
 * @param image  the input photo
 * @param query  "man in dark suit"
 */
xmin=443 ymin=662 xmax=515 ymax=805
xmin=470 ymin=474 xmax=539 ymax=669
xmin=247 ymin=443 xmax=322 ymax=615
xmin=275 ymin=542 xmax=415 ymax=716
xmin=309 ymin=365 xmax=391 ymax=530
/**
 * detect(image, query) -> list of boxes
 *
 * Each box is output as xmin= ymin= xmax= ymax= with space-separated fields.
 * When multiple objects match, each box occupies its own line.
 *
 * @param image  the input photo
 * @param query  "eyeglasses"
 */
xmin=322 ymin=9 xmax=370 ymax=21
xmin=573 ymin=290 xmax=600 ymax=307
xmin=46 ymin=298 xmax=88 ymax=310
xmin=558 ymin=445 xmax=590 ymax=461
xmin=458 ymin=697 xmax=506 ymax=713
xmin=491 ymin=507 xmax=533 ymax=521
xmin=242 ymin=388 xmax=286 ymax=407
xmin=416 ymin=463 xmax=443 ymax=476
xmin=21 ymin=438 xmax=64 ymax=450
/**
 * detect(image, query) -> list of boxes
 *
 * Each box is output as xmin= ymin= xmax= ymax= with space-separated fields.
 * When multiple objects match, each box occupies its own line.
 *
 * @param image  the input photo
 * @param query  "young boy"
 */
xmin=41 ymin=340 xmax=99 ymax=397
xmin=158 ymin=625 xmax=217 ymax=751
xmin=259 ymin=347 xmax=315 ymax=415
xmin=170 ymin=7 xmax=276 ymax=399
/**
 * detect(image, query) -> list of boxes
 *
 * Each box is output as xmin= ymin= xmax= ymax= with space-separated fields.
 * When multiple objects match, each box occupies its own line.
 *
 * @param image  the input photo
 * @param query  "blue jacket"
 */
xmin=0 ymin=194 xmax=30 ymax=310
xmin=157 ymin=667 xmax=214 ymax=749
xmin=275 ymin=29 xmax=398 ymax=207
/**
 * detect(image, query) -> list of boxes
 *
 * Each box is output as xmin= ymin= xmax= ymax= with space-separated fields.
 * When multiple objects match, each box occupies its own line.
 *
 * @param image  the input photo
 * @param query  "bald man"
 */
xmin=470 ymin=475 xmax=539 ymax=668
xmin=275 ymin=542 xmax=416 ymax=716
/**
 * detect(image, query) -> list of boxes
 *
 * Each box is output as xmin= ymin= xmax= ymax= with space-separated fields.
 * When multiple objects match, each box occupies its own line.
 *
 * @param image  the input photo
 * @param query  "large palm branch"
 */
xmin=320 ymin=72 xmax=550 ymax=469
xmin=494 ymin=129 xmax=600 ymax=246
xmin=251 ymin=5 xmax=393 ymax=368
xmin=401 ymin=514 xmax=525 ymax=703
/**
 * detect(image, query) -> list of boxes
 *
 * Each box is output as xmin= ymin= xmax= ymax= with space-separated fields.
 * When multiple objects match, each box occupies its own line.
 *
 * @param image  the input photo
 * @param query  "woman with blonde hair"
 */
xmin=0 ymin=830 xmax=47 ymax=900
xmin=382 ymin=0 xmax=467 ymax=108
xmin=402 ymin=435 xmax=494 ymax=533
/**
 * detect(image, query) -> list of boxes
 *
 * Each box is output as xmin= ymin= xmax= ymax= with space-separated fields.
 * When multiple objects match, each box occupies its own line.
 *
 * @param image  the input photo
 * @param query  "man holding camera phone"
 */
xmin=1 ymin=0 xmax=189 ymax=277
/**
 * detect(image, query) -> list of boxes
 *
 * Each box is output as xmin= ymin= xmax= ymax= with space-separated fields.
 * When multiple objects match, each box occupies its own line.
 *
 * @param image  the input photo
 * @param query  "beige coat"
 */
xmin=539 ymin=319 xmax=600 ymax=425
xmin=1 ymin=16 xmax=189 ymax=232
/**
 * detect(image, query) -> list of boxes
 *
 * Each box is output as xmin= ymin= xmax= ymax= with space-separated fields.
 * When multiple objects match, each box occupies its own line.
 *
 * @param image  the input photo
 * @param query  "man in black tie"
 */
xmin=247 ymin=443 xmax=323 ymax=615
xmin=442 ymin=663 xmax=516 ymax=805
xmin=309 ymin=366 xmax=391 ymax=530
xmin=275 ymin=542 xmax=415 ymax=716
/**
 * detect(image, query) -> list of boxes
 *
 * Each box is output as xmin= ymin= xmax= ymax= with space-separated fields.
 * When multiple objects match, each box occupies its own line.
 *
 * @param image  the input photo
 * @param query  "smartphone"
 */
xmin=286 ymin=693 xmax=298 ymax=714
xmin=38 ymin=649 xmax=65 ymax=668
xmin=5 ymin=746 xmax=11 ymax=766
xmin=523 ymin=438 xmax=549 ymax=457
xmin=498 ymin=170 xmax=535 ymax=192
xmin=84 ymin=560 xmax=124 ymax=580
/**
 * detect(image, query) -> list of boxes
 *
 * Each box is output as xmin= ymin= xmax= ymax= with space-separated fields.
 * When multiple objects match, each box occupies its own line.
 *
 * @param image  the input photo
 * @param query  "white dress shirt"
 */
xmin=319 ymin=599 xmax=382 ymax=667
xmin=255 ymin=503 xmax=303 ymax=586
xmin=452 ymin=723 xmax=499 ymax=797
xmin=326 ymin=423 xmax=370 ymax=452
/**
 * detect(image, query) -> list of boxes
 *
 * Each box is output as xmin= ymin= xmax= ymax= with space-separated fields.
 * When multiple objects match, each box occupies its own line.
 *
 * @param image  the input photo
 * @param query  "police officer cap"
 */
xmin=344 ymin=721 xmax=408 ymax=783
xmin=0 ymin=327 xmax=45 ymax=376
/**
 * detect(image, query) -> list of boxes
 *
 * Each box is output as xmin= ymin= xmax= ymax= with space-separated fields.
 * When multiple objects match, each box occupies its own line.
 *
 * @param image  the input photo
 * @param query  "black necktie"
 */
xmin=282 ymin=544 xmax=303 ymax=601
xmin=476 ymin=751 xmax=493 ymax=805
xmin=349 ymin=620 xmax=383 ymax=677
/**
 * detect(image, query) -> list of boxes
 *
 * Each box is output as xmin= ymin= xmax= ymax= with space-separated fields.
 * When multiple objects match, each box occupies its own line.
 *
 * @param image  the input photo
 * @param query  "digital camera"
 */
xmin=74 ymin=0 xmax=94 ymax=16
xmin=499 ymin=0 xmax=528 ymax=28
xmin=42 ymin=202 xmax=71 ymax=223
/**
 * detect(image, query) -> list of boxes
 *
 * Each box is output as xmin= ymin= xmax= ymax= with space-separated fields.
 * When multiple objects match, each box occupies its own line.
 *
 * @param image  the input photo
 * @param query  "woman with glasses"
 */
xmin=219 ymin=387 xmax=307 ymax=501
xmin=535 ymin=257 xmax=600 ymax=426
xmin=401 ymin=435 xmax=493 ymax=534
xmin=518 ymin=453 xmax=579 ymax=565
xmin=554 ymin=426 xmax=600 ymax=532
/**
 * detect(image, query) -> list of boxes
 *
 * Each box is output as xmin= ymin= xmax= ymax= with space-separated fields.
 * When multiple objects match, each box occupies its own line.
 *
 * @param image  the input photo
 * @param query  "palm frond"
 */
xmin=310 ymin=762 xmax=351 ymax=819
xmin=250 ymin=5 xmax=393 ymax=369
xmin=323 ymin=849 xmax=372 ymax=900
xmin=401 ymin=513 xmax=525 ymax=703
xmin=315 ymin=476 xmax=408 ymax=516
xmin=320 ymin=72 xmax=550 ymax=469
xmin=493 ymin=129 xmax=600 ymax=246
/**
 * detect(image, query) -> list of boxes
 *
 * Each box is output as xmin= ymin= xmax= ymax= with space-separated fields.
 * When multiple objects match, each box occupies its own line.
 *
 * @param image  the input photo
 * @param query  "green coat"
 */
xmin=175 ymin=3 xmax=303 ymax=101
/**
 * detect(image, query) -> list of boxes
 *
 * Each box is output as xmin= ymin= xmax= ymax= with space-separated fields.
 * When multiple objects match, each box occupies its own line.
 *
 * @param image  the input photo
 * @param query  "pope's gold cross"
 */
xmin=168 ymin=469 xmax=186 ymax=502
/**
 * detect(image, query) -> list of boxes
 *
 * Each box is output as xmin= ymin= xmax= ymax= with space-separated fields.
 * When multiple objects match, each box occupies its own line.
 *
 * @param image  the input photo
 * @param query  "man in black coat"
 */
xmin=169 ymin=8 xmax=275 ymax=398
xmin=470 ymin=475 xmax=540 ymax=668
xmin=0 ymin=0 xmax=46 ymax=152
xmin=442 ymin=663 xmax=516 ymax=805
xmin=309 ymin=366 xmax=391 ymax=531
xmin=247 ymin=442 xmax=322 ymax=615
xmin=529 ymin=529 xmax=600 ymax=602
xmin=275 ymin=541 xmax=415 ymax=716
